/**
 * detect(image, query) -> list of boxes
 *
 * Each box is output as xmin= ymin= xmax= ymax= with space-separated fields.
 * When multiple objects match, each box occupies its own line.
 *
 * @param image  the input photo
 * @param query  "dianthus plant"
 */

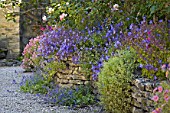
xmin=152 ymin=64 xmax=170 ymax=113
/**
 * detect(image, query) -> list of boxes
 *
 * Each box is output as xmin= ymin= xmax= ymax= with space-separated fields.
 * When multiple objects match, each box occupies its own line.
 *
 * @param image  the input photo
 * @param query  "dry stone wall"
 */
xmin=0 ymin=6 xmax=20 ymax=59
xmin=53 ymin=57 xmax=92 ymax=88
xmin=53 ymin=59 xmax=159 ymax=113
xmin=131 ymin=78 xmax=159 ymax=113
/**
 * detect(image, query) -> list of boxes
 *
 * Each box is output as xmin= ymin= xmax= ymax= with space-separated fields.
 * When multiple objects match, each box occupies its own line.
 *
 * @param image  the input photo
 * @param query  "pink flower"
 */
xmin=152 ymin=108 xmax=161 ymax=113
xmin=152 ymin=110 xmax=157 ymax=113
xmin=40 ymin=27 xmax=46 ymax=31
xmin=164 ymin=94 xmax=169 ymax=102
xmin=153 ymin=87 xmax=158 ymax=93
xmin=164 ymin=89 xmax=169 ymax=94
xmin=161 ymin=64 xmax=166 ymax=71
xmin=158 ymin=86 xmax=163 ymax=93
xmin=147 ymin=37 xmax=151 ymax=41
xmin=152 ymin=95 xmax=159 ymax=102
xmin=59 ymin=13 xmax=67 ymax=21
xmin=147 ymin=31 xmax=151 ymax=35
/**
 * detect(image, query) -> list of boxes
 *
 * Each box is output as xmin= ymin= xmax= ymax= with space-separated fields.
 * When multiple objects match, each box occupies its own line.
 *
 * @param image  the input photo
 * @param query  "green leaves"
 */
xmin=97 ymin=48 xmax=138 ymax=113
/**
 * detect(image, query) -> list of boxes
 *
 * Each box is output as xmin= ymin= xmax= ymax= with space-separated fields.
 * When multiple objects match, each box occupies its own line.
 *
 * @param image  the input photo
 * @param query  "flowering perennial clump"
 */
xmin=122 ymin=20 xmax=170 ymax=79
xmin=21 ymin=36 xmax=41 ymax=71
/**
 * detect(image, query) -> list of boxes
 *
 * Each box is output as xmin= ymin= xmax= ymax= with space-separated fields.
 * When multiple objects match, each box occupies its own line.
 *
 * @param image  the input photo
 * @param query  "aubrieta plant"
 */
xmin=122 ymin=20 xmax=170 ymax=79
xmin=35 ymin=22 xmax=123 ymax=80
xmin=78 ymin=23 xmax=123 ymax=80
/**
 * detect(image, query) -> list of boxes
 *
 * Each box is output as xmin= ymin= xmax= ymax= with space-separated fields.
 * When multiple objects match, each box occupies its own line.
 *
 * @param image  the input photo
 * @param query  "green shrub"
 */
xmin=97 ymin=48 xmax=139 ymax=113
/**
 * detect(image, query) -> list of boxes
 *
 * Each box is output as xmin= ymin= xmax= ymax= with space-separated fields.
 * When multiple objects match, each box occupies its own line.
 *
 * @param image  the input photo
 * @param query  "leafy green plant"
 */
xmin=97 ymin=48 xmax=139 ymax=113
xmin=47 ymin=84 xmax=96 ymax=108
xmin=122 ymin=21 xmax=170 ymax=79
xmin=42 ymin=59 xmax=66 ymax=82
xmin=20 ymin=74 xmax=96 ymax=108
xmin=20 ymin=74 xmax=50 ymax=94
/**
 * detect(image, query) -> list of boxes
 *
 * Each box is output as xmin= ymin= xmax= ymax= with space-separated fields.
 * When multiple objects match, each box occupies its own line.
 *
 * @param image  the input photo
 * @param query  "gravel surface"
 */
xmin=0 ymin=66 xmax=104 ymax=113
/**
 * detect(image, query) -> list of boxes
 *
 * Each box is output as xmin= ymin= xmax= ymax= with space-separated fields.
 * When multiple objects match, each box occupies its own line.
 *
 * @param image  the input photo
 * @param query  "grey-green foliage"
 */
xmin=97 ymin=48 xmax=139 ymax=113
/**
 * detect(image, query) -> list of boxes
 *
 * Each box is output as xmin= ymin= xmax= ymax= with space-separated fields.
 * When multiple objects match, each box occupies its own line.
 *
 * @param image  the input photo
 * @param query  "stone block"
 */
xmin=146 ymin=100 xmax=154 ymax=106
xmin=56 ymin=73 xmax=67 ymax=79
xmin=132 ymin=98 xmax=142 ymax=108
xmin=60 ymin=79 xmax=69 ymax=84
xmin=73 ymin=70 xmax=79 ymax=75
xmin=132 ymin=78 xmax=144 ymax=85
xmin=144 ymin=82 xmax=154 ymax=92
xmin=137 ymin=83 xmax=145 ymax=91
xmin=84 ymin=81 xmax=90 ymax=85
xmin=131 ymin=86 xmax=139 ymax=92
xmin=132 ymin=92 xmax=142 ymax=99
xmin=71 ymin=74 xmax=87 ymax=80
xmin=132 ymin=107 xmax=144 ymax=113
xmin=12 ymin=49 xmax=20 ymax=53
xmin=141 ymin=91 xmax=150 ymax=98
xmin=58 ymin=83 xmax=73 ymax=88
xmin=0 ymin=52 xmax=6 ymax=59
xmin=69 ymin=80 xmax=83 ymax=85
xmin=143 ymin=106 xmax=154 ymax=112
xmin=8 ymin=37 xmax=20 ymax=43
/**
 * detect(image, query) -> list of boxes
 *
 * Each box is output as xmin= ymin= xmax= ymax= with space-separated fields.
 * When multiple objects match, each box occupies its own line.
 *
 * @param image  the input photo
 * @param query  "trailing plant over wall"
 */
xmin=21 ymin=36 xmax=41 ymax=71
xmin=97 ymin=48 xmax=139 ymax=113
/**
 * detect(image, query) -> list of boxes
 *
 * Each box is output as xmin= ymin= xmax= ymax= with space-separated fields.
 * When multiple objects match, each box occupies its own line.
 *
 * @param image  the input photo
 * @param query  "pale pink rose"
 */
xmin=152 ymin=95 xmax=159 ymax=102
xmin=59 ymin=13 xmax=67 ymax=21
xmin=113 ymin=4 xmax=119 ymax=10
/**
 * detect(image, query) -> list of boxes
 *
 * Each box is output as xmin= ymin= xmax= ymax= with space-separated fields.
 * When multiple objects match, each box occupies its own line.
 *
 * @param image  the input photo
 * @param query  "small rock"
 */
xmin=0 ymin=63 xmax=6 ymax=66
xmin=132 ymin=107 xmax=144 ymax=113
xmin=144 ymin=82 xmax=154 ymax=92
xmin=0 ymin=59 xmax=7 ymax=63
xmin=0 ymin=52 xmax=6 ymax=59
xmin=6 ymin=62 xmax=14 ymax=66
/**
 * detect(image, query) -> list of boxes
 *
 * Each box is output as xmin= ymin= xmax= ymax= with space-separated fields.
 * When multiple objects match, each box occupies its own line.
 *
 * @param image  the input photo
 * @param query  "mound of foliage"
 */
xmin=97 ymin=48 xmax=139 ymax=113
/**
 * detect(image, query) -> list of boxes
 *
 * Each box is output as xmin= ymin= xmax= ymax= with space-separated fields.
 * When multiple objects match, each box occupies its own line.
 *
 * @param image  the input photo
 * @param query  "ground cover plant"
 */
xmin=20 ymin=74 xmax=96 ymax=108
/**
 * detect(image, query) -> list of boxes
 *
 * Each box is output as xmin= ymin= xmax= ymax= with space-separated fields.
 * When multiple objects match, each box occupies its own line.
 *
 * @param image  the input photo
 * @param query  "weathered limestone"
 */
xmin=0 ymin=5 xmax=20 ymax=59
xmin=131 ymin=78 xmax=158 ymax=113
xmin=53 ymin=57 xmax=92 ymax=89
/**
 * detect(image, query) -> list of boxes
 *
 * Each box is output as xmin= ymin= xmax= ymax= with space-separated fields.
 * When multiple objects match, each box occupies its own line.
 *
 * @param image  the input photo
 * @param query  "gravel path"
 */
xmin=0 ymin=66 xmax=103 ymax=113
